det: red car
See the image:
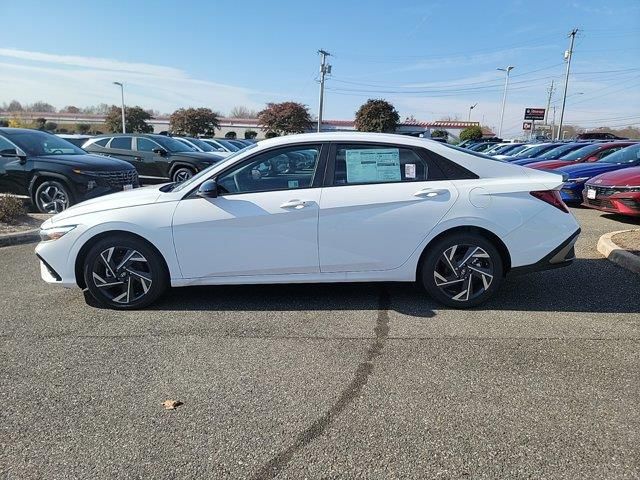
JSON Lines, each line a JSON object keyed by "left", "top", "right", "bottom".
{"left": 527, "top": 142, "right": 636, "bottom": 170}
{"left": 582, "top": 166, "right": 640, "bottom": 217}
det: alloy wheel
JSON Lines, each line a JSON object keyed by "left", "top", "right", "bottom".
{"left": 433, "top": 244, "right": 494, "bottom": 302}
{"left": 174, "top": 169, "right": 193, "bottom": 182}
{"left": 37, "top": 184, "right": 69, "bottom": 213}
{"left": 91, "top": 247, "right": 153, "bottom": 305}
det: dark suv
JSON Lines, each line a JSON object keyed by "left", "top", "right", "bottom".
{"left": 0, "top": 128, "right": 139, "bottom": 213}
{"left": 83, "top": 134, "right": 225, "bottom": 183}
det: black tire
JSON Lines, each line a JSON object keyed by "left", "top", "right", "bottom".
{"left": 171, "top": 166, "right": 195, "bottom": 183}
{"left": 420, "top": 232, "right": 503, "bottom": 308}
{"left": 83, "top": 234, "right": 168, "bottom": 310}
{"left": 34, "top": 179, "right": 73, "bottom": 213}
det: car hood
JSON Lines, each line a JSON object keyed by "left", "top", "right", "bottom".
{"left": 36, "top": 153, "right": 132, "bottom": 169}
{"left": 49, "top": 184, "right": 165, "bottom": 224}
{"left": 556, "top": 162, "right": 624, "bottom": 178}
{"left": 527, "top": 160, "right": 573, "bottom": 170}
{"left": 588, "top": 166, "right": 640, "bottom": 187}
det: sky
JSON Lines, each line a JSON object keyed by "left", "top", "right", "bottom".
{"left": 1, "top": 0, "right": 639, "bottom": 137}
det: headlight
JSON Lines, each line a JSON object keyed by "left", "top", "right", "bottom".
{"left": 39, "top": 225, "right": 77, "bottom": 242}
{"left": 567, "top": 177, "right": 590, "bottom": 183}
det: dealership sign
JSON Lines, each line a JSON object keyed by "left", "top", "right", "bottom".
{"left": 524, "top": 108, "right": 545, "bottom": 120}
{"left": 522, "top": 122, "right": 532, "bottom": 130}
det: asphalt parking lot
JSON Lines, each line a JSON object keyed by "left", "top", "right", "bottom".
{"left": 1, "top": 207, "right": 639, "bottom": 479}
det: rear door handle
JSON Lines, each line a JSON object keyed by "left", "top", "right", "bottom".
{"left": 280, "top": 199, "right": 309, "bottom": 209}
{"left": 414, "top": 188, "right": 449, "bottom": 198}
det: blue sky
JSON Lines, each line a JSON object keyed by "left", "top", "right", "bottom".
{"left": 1, "top": 0, "right": 639, "bottom": 136}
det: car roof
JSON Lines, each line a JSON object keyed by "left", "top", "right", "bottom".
{"left": 0, "top": 127, "right": 51, "bottom": 134}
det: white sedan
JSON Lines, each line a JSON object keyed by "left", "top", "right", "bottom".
{"left": 35, "top": 132, "right": 580, "bottom": 309}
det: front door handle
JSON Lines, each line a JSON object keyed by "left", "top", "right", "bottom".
{"left": 280, "top": 199, "right": 309, "bottom": 209}
{"left": 414, "top": 188, "right": 449, "bottom": 198}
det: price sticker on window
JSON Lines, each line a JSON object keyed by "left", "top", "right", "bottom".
{"left": 405, "top": 163, "right": 416, "bottom": 179}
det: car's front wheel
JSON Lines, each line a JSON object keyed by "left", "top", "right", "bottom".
{"left": 34, "top": 179, "right": 72, "bottom": 213}
{"left": 421, "top": 232, "right": 503, "bottom": 308}
{"left": 172, "top": 167, "right": 195, "bottom": 183}
{"left": 83, "top": 235, "right": 168, "bottom": 309}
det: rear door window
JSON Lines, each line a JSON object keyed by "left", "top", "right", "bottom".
{"left": 109, "top": 137, "right": 133, "bottom": 150}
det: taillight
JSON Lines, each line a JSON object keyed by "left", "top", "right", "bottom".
{"left": 530, "top": 190, "right": 570, "bottom": 213}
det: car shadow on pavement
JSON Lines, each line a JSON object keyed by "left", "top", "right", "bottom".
{"left": 146, "top": 258, "right": 638, "bottom": 316}
{"left": 600, "top": 213, "right": 640, "bottom": 226}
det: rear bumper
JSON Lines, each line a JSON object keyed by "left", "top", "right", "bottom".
{"left": 509, "top": 228, "right": 580, "bottom": 276}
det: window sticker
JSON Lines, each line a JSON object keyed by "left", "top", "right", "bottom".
{"left": 345, "top": 148, "right": 401, "bottom": 183}
{"left": 288, "top": 180, "right": 299, "bottom": 188}
{"left": 405, "top": 163, "right": 416, "bottom": 179}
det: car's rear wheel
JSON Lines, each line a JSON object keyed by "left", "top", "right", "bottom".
{"left": 421, "top": 233, "right": 503, "bottom": 308}
{"left": 83, "top": 235, "right": 168, "bottom": 309}
{"left": 34, "top": 179, "right": 72, "bottom": 213}
{"left": 172, "top": 167, "right": 195, "bottom": 183}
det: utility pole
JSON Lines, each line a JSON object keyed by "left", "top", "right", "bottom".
{"left": 497, "top": 66, "right": 514, "bottom": 138}
{"left": 317, "top": 49, "right": 331, "bottom": 133}
{"left": 557, "top": 28, "right": 578, "bottom": 140}
{"left": 544, "top": 80, "right": 554, "bottom": 124}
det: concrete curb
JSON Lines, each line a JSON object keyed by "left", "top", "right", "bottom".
{"left": 597, "top": 229, "right": 640, "bottom": 275}
{"left": 0, "top": 229, "right": 40, "bottom": 248}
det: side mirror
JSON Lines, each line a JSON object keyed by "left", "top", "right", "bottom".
{"left": 197, "top": 179, "right": 218, "bottom": 198}
{"left": 0, "top": 147, "right": 27, "bottom": 161}
{"left": 152, "top": 148, "right": 167, "bottom": 156}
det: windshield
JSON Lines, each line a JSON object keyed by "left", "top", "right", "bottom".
{"left": 155, "top": 136, "right": 197, "bottom": 153}
{"left": 3, "top": 130, "right": 85, "bottom": 156}
{"left": 187, "top": 138, "right": 216, "bottom": 152}
{"left": 217, "top": 139, "right": 240, "bottom": 151}
{"left": 171, "top": 143, "right": 258, "bottom": 192}
{"left": 538, "top": 143, "right": 580, "bottom": 160}
{"left": 513, "top": 144, "right": 556, "bottom": 158}
{"left": 598, "top": 144, "right": 640, "bottom": 164}
{"left": 500, "top": 144, "right": 528, "bottom": 156}
{"left": 559, "top": 143, "right": 601, "bottom": 161}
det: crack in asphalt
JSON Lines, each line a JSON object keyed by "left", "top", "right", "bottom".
{"left": 251, "top": 287, "right": 391, "bottom": 480}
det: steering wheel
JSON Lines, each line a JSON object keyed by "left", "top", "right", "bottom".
{"left": 51, "top": 149, "right": 64, "bottom": 154}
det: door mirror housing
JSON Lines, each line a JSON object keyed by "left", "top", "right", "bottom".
{"left": 0, "top": 147, "right": 27, "bottom": 161}
{"left": 152, "top": 147, "right": 167, "bottom": 156}
{"left": 197, "top": 179, "right": 218, "bottom": 198}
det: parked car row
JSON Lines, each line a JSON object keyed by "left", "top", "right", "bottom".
{"left": 458, "top": 138, "right": 640, "bottom": 217}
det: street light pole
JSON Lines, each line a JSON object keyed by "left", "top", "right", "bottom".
{"left": 557, "top": 28, "right": 578, "bottom": 140}
{"left": 497, "top": 66, "right": 514, "bottom": 138}
{"left": 113, "top": 82, "right": 126, "bottom": 134}
{"left": 468, "top": 103, "right": 478, "bottom": 121}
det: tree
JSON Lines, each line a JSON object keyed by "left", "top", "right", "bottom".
{"left": 229, "top": 106, "right": 258, "bottom": 118}
{"left": 245, "top": 130, "right": 258, "bottom": 139}
{"left": 7, "top": 100, "right": 23, "bottom": 112}
{"left": 44, "top": 121, "right": 58, "bottom": 131}
{"left": 27, "top": 101, "right": 56, "bottom": 113}
{"left": 354, "top": 99, "right": 399, "bottom": 133}
{"left": 0, "top": 120, "right": 8, "bottom": 127}
{"left": 169, "top": 107, "right": 220, "bottom": 136}
{"left": 257, "top": 102, "right": 312, "bottom": 136}
{"left": 105, "top": 105, "right": 154, "bottom": 133}
{"left": 431, "top": 129, "right": 449, "bottom": 139}
{"left": 76, "top": 123, "right": 91, "bottom": 134}
{"left": 34, "top": 117, "right": 47, "bottom": 130}
{"left": 225, "top": 131, "right": 237, "bottom": 139}
{"left": 62, "top": 105, "right": 80, "bottom": 114}
{"left": 459, "top": 126, "right": 483, "bottom": 141}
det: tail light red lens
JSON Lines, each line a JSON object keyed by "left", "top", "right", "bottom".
{"left": 530, "top": 190, "right": 570, "bottom": 213}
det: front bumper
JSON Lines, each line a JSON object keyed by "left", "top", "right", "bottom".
{"left": 509, "top": 228, "right": 580, "bottom": 276}
{"left": 560, "top": 185, "right": 585, "bottom": 202}
{"left": 582, "top": 191, "right": 640, "bottom": 217}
